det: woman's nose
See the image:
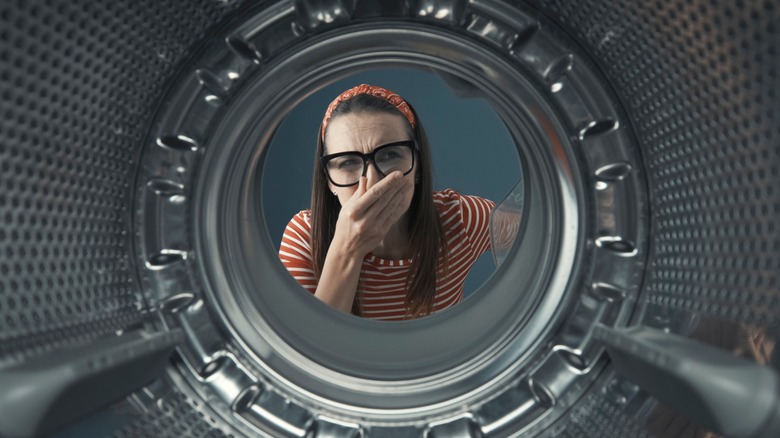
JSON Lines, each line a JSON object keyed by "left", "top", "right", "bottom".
{"left": 363, "top": 160, "right": 382, "bottom": 188}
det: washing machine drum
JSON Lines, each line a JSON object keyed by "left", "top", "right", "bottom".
{"left": 0, "top": 1, "right": 778, "bottom": 437}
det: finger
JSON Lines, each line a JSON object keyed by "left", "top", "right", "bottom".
{"left": 354, "top": 171, "right": 403, "bottom": 211}
{"left": 339, "top": 177, "right": 367, "bottom": 221}
{"left": 376, "top": 178, "right": 413, "bottom": 228}
{"left": 344, "top": 177, "right": 367, "bottom": 213}
{"left": 352, "top": 176, "right": 367, "bottom": 199}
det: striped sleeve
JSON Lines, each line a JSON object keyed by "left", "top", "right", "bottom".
{"left": 459, "top": 193, "right": 496, "bottom": 258}
{"left": 278, "top": 211, "right": 318, "bottom": 293}
{"left": 490, "top": 209, "right": 522, "bottom": 251}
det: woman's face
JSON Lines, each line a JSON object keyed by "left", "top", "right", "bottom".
{"left": 323, "top": 111, "right": 417, "bottom": 211}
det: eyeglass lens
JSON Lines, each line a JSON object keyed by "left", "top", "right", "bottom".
{"left": 325, "top": 145, "right": 413, "bottom": 186}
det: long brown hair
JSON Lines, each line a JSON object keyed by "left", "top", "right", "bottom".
{"left": 310, "top": 93, "right": 446, "bottom": 318}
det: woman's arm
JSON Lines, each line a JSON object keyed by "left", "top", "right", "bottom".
{"left": 313, "top": 172, "right": 412, "bottom": 313}
{"left": 279, "top": 213, "right": 364, "bottom": 313}
{"left": 310, "top": 238, "right": 365, "bottom": 313}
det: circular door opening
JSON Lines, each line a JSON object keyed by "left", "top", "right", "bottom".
{"left": 262, "top": 65, "right": 524, "bottom": 312}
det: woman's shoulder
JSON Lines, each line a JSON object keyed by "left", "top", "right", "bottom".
{"left": 433, "top": 189, "right": 493, "bottom": 208}
{"left": 433, "top": 188, "right": 461, "bottom": 205}
{"left": 287, "top": 210, "right": 312, "bottom": 229}
{"left": 433, "top": 190, "right": 496, "bottom": 226}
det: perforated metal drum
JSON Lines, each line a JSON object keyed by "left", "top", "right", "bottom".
{"left": 0, "top": 1, "right": 778, "bottom": 437}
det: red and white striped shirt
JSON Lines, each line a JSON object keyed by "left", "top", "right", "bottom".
{"left": 279, "top": 189, "right": 495, "bottom": 321}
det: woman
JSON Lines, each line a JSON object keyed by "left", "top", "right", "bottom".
{"left": 279, "top": 84, "right": 495, "bottom": 320}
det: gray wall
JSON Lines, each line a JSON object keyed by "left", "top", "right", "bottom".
{"left": 262, "top": 68, "right": 522, "bottom": 297}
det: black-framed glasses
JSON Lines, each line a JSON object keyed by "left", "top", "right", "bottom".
{"left": 321, "top": 140, "right": 416, "bottom": 187}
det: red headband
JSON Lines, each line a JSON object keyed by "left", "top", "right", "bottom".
{"left": 320, "top": 84, "right": 416, "bottom": 141}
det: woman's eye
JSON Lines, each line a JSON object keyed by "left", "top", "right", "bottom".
{"left": 378, "top": 150, "right": 401, "bottom": 161}
{"left": 336, "top": 158, "right": 361, "bottom": 169}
